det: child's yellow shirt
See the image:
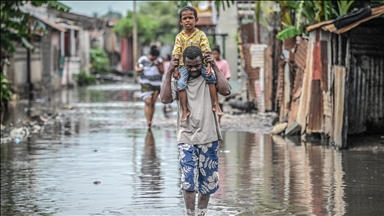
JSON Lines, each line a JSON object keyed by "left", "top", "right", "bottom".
{"left": 172, "top": 28, "right": 211, "bottom": 66}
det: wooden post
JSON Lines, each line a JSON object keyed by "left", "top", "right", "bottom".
{"left": 132, "top": 0, "right": 138, "bottom": 84}
{"left": 338, "top": 35, "right": 342, "bottom": 65}
{"left": 27, "top": 15, "right": 33, "bottom": 102}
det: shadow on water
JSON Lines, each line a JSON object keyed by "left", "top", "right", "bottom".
{"left": 1, "top": 84, "right": 383, "bottom": 215}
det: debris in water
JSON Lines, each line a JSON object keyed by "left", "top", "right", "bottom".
{"left": 93, "top": 181, "right": 101, "bottom": 185}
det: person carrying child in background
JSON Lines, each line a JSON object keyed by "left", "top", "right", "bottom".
{"left": 172, "top": 6, "right": 223, "bottom": 122}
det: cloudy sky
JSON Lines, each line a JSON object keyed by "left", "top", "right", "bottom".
{"left": 60, "top": 1, "right": 138, "bottom": 17}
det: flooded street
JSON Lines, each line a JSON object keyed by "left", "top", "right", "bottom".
{"left": 1, "top": 84, "right": 384, "bottom": 216}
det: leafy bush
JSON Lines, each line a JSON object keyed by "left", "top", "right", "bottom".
{"left": 90, "top": 47, "right": 110, "bottom": 74}
{"left": 73, "top": 71, "right": 96, "bottom": 86}
{"left": 0, "top": 73, "right": 13, "bottom": 102}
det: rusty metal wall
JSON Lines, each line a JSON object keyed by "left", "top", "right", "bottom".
{"left": 348, "top": 56, "right": 384, "bottom": 134}
{"left": 347, "top": 21, "right": 384, "bottom": 134}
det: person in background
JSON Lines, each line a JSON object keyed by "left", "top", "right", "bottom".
{"left": 162, "top": 54, "right": 172, "bottom": 80}
{"left": 212, "top": 46, "right": 231, "bottom": 124}
{"left": 163, "top": 54, "right": 172, "bottom": 114}
{"left": 135, "top": 45, "right": 164, "bottom": 128}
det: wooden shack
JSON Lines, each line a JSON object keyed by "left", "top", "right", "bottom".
{"left": 276, "top": 5, "right": 384, "bottom": 149}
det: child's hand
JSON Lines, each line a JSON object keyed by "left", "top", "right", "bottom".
{"left": 204, "top": 51, "right": 213, "bottom": 63}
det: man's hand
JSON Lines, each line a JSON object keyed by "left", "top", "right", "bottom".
{"left": 170, "top": 55, "right": 180, "bottom": 79}
{"left": 170, "top": 56, "right": 179, "bottom": 70}
{"left": 204, "top": 51, "right": 213, "bottom": 64}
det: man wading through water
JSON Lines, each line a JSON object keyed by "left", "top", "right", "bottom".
{"left": 160, "top": 46, "right": 231, "bottom": 215}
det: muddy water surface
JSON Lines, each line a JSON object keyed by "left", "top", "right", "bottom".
{"left": 1, "top": 84, "right": 383, "bottom": 215}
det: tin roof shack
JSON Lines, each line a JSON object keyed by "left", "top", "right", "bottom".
{"left": 4, "top": 5, "right": 67, "bottom": 99}
{"left": 282, "top": 5, "right": 384, "bottom": 149}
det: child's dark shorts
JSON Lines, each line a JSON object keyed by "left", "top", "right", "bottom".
{"left": 177, "top": 66, "right": 216, "bottom": 91}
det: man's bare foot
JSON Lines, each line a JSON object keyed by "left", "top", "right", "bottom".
{"left": 147, "top": 121, "right": 152, "bottom": 128}
{"left": 212, "top": 104, "right": 224, "bottom": 116}
{"left": 181, "top": 110, "right": 191, "bottom": 122}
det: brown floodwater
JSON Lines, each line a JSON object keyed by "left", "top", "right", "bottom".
{"left": 1, "top": 84, "right": 383, "bottom": 215}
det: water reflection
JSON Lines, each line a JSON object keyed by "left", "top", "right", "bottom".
{"left": 211, "top": 132, "right": 384, "bottom": 215}
{"left": 1, "top": 84, "right": 383, "bottom": 215}
{"left": 139, "top": 129, "right": 163, "bottom": 197}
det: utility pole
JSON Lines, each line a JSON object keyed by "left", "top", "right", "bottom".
{"left": 132, "top": 0, "right": 138, "bottom": 84}
{"left": 27, "top": 15, "right": 33, "bottom": 102}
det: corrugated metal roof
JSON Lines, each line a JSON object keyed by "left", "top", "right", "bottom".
{"left": 58, "top": 22, "right": 81, "bottom": 31}
{"left": 295, "top": 40, "right": 308, "bottom": 70}
{"left": 32, "top": 15, "right": 66, "bottom": 32}
{"left": 306, "top": 5, "right": 384, "bottom": 34}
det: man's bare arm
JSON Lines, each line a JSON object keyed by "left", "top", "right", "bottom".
{"left": 160, "top": 57, "right": 178, "bottom": 104}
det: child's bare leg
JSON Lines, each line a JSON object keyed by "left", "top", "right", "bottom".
{"left": 179, "top": 90, "right": 191, "bottom": 122}
{"left": 209, "top": 84, "right": 223, "bottom": 116}
{"left": 206, "top": 63, "right": 211, "bottom": 77}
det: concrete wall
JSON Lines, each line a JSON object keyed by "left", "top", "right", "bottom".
{"left": 7, "top": 38, "right": 43, "bottom": 98}
{"left": 41, "top": 30, "right": 52, "bottom": 93}
{"left": 12, "top": 41, "right": 43, "bottom": 85}
{"left": 62, "top": 57, "right": 80, "bottom": 86}
{"left": 79, "top": 30, "right": 90, "bottom": 73}
{"left": 216, "top": 4, "right": 241, "bottom": 94}
{"left": 51, "top": 31, "right": 61, "bottom": 91}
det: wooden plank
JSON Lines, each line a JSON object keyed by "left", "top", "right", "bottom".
{"left": 282, "top": 49, "right": 291, "bottom": 122}
{"left": 288, "top": 68, "right": 305, "bottom": 127}
{"left": 287, "top": 99, "right": 300, "bottom": 126}
{"left": 276, "top": 59, "right": 285, "bottom": 109}
{"left": 312, "top": 41, "right": 321, "bottom": 80}
{"left": 307, "top": 80, "right": 323, "bottom": 133}
{"left": 264, "top": 46, "right": 273, "bottom": 111}
{"left": 320, "top": 40, "right": 328, "bottom": 91}
{"left": 333, "top": 66, "right": 346, "bottom": 149}
{"left": 306, "top": 19, "right": 334, "bottom": 32}
{"left": 323, "top": 91, "right": 332, "bottom": 136}
{"left": 297, "top": 31, "right": 315, "bottom": 133}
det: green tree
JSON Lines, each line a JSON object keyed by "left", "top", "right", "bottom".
{"left": 178, "top": 0, "right": 235, "bottom": 11}
{"left": 114, "top": 1, "right": 179, "bottom": 45}
{"left": 90, "top": 42, "right": 110, "bottom": 74}
{"left": 138, "top": 1, "right": 179, "bottom": 44}
{"left": 0, "top": 1, "right": 70, "bottom": 53}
